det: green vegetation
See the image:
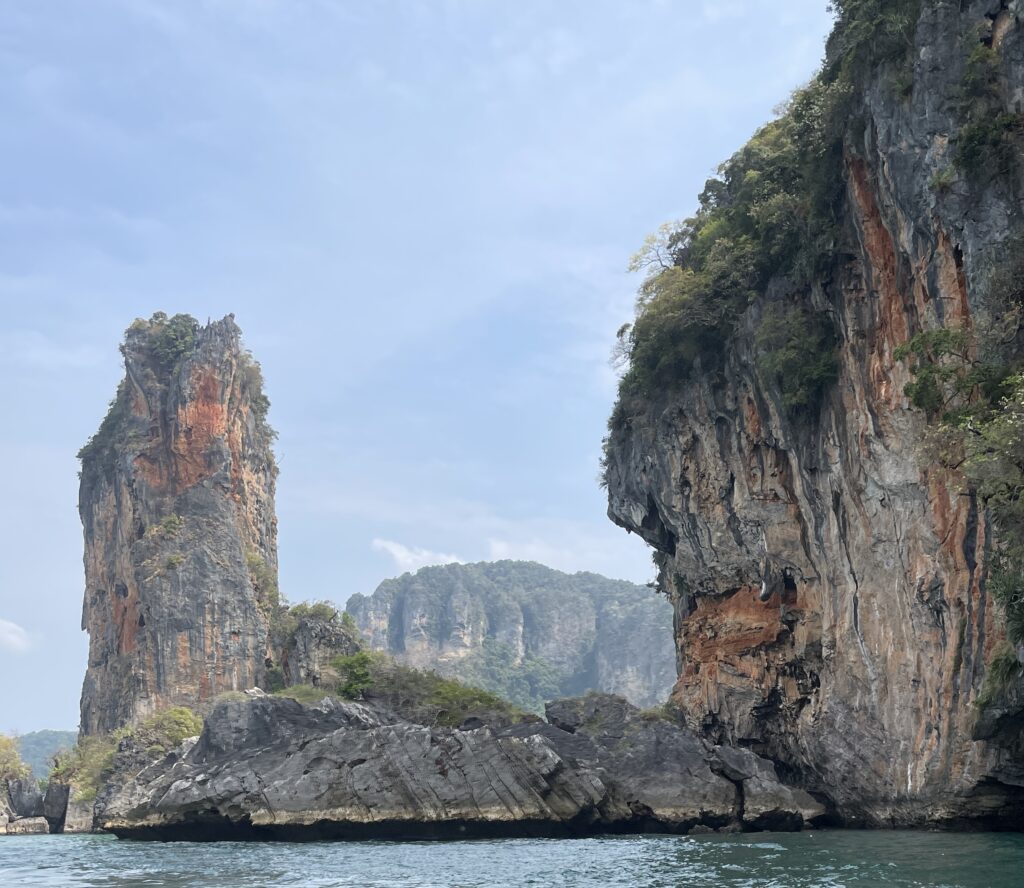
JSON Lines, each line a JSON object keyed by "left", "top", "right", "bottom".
{"left": 346, "top": 560, "right": 675, "bottom": 712}
{"left": 50, "top": 707, "right": 202, "bottom": 802}
{"left": 892, "top": 329, "right": 998, "bottom": 419}
{"left": 755, "top": 304, "right": 839, "bottom": 411}
{"left": 146, "top": 312, "right": 200, "bottom": 371}
{"left": 333, "top": 650, "right": 375, "bottom": 699}
{"left": 77, "top": 379, "right": 132, "bottom": 466}
{"left": 977, "top": 643, "right": 1023, "bottom": 709}
{"left": 239, "top": 352, "right": 272, "bottom": 425}
{"left": 288, "top": 600, "right": 340, "bottom": 623}
{"left": 157, "top": 514, "right": 184, "bottom": 536}
{"left": 246, "top": 550, "right": 280, "bottom": 617}
{"left": 458, "top": 639, "right": 563, "bottom": 714}
{"left": 327, "top": 651, "right": 529, "bottom": 728}
{"left": 48, "top": 736, "right": 114, "bottom": 802}
{"left": 953, "top": 39, "right": 1023, "bottom": 179}
{"left": 930, "top": 166, "right": 956, "bottom": 195}
{"left": 0, "top": 734, "right": 30, "bottom": 782}
{"left": 609, "top": 1, "right": 925, "bottom": 424}
{"left": 894, "top": 279, "right": 1024, "bottom": 702}
{"left": 164, "top": 553, "right": 185, "bottom": 571}
{"left": 14, "top": 730, "right": 77, "bottom": 780}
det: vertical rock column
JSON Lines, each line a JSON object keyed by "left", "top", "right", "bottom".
{"left": 78, "top": 313, "right": 278, "bottom": 736}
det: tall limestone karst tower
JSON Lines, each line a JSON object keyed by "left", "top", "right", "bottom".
{"left": 78, "top": 313, "right": 278, "bottom": 735}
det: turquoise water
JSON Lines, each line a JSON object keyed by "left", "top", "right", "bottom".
{"left": 2, "top": 831, "right": 1023, "bottom": 887}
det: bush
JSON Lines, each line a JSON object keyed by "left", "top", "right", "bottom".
{"left": 333, "top": 650, "right": 375, "bottom": 699}
{"left": 609, "top": 1, "right": 925, "bottom": 421}
{"left": 615, "top": 75, "right": 851, "bottom": 402}
{"left": 952, "top": 33, "right": 1022, "bottom": 179}
{"left": 0, "top": 734, "right": 30, "bottom": 782}
{"left": 49, "top": 736, "right": 117, "bottom": 802}
{"left": 289, "top": 601, "right": 339, "bottom": 623}
{"left": 755, "top": 303, "right": 838, "bottom": 414}
{"left": 50, "top": 706, "right": 202, "bottom": 801}
{"left": 246, "top": 550, "right": 280, "bottom": 616}
{"left": 147, "top": 312, "right": 199, "bottom": 371}
{"left": 323, "top": 650, "right": 529, "bottom": 728}
{"left": 77, "top": 380, "right": 131, "bottom": 465}
{"left": 977, "top": 643, "right": 1023, "bottom": 709}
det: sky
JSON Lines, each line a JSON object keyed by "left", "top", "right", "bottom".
{"left": 0, "top": 0, "right": 834, "bottom": 733}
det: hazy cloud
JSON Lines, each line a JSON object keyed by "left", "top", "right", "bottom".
{"left": 372, "top": 539, "right": 464, "bottom": 573}
{"left": 0, "top": 619, "right": 32, "bottom": 653}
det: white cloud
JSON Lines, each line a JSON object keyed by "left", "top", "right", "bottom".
{"left": 0, "top": 619, "right": 32, "bottom": 653}
{"left": 372, "top": 538, "right": 464, "bottom": 573}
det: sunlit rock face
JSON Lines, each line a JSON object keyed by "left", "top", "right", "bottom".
{"left": 605, "top": 3, "right": 1024, "bottom": 827}
{"left": 78, "top": 313, "right": 278, "bottom": 736}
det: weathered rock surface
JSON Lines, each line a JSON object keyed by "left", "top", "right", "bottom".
{"left": 5, "top": 817, "right": 49, "bottom": 836}
{"left": 7, "top": 778, "right": 43, "bottom": 819}
{"left": 100, "top": 693, "right": 821, "bottom": 840}
{"left": 42, "top": 782, "right": 70, "bottom": 833}
{"left": 347, "top": 561, "right": 676, "bottom": 710}
{"left": 78, "top": 313, "right": 278, "bottom": 735}
{"left": 604, "top": 2, "right": 1024, "bottom": 827}
{"left": 63, "top": 798, "right": 96, "bottom": 834}
{"left": 283, "top": 615, "right": 362, "bottom": 687}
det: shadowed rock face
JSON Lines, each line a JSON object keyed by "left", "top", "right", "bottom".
{"left": 99, "top": 693, "right": 823, "bottom": 841}
{"left": 604, "top": 3, "right": 1024, "bottom": 827}
{"left": 78, "top": 314, "right": 278, "bottom": 736}
{"left": 346, "top": 561, "right": 676, "bottom": 710}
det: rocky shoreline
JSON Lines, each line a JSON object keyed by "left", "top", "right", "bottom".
{"left": 97, "top": 691, "right": 823, "bottom": 841}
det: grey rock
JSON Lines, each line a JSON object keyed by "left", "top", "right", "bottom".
{"left": 78, "top": 314, "right": 278, "bottom": 735}
{"left": 63, "top": 799, "right": 96, "bottom": 834}
{"left": 6, "top": 817, "right": 49, "bottom": 835}
{"left": 7, "top": 778, "right": 43, "bottom": 818}
{"left": 283, "top": 616, "right": 361, "bottom": 687}
{"left": 603, "top": 2, "right": 1024, "bottom": 828}
{"left": 100, "top": 692, "right": 820, "bottom": 840}
{"left": 42, "top": 782, "right": 70, "bottom": 833}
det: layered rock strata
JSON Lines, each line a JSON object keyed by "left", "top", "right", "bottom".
{"left": 605, "top": 2, "right": 1024, "bottom": 826}
{"left": 100, "top": 692, "right": 822, "bottom": 840}
{"left": 78, "top": 313, "right": 278, "bottom": 735}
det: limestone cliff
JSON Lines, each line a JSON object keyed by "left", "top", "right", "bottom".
{"left": 346, "top": 561, "right": 676, "bottom": 710}
{"left": 605, "top": 2, "right": 1024, "bottom": 826}
{"left": 78, "top": 313, "right": 278, "bottom": 735}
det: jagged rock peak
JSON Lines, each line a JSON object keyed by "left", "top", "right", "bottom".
{"left": 78, "top": 312, "right": 278, "bottom": 736}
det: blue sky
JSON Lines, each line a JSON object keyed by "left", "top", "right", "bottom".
{"left": 0, "top": 0, "right": 833, "bottom": 733}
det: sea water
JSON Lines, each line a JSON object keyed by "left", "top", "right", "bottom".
{"left": 2, "top": 830, "right": 1023, "bottom": 887}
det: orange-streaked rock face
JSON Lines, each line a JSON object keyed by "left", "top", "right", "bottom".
{"left": 78, "top": 314, "right": 278, "bottom": 735}
{"left": 605, "top": 4, "right": 1024, "bottom": 826}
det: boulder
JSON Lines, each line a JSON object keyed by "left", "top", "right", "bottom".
{"left": 63, "top": 798, "right": 96, "bottom": 834}
{"left": 7, "top": 778, "right": 44, "bottom": 818}
{"left": 711, "top": 745, "right": 826, "bottom": 829}
{"left": 43, "top": 782, "right": 71, "bottom": 833}
{"left": 6, "top": 816, "right": 49, "bottom": 835}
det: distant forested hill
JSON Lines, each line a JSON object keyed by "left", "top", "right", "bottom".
{"left": 346, "top": 560, "right": 675, "bottom": 711}
{"left": 17, "top": 730, "right": 77, "bottom": 779}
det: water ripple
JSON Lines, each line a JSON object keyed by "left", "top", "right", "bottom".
{"left": 0, "top": 831, "right": 1022, "bottom": 887}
